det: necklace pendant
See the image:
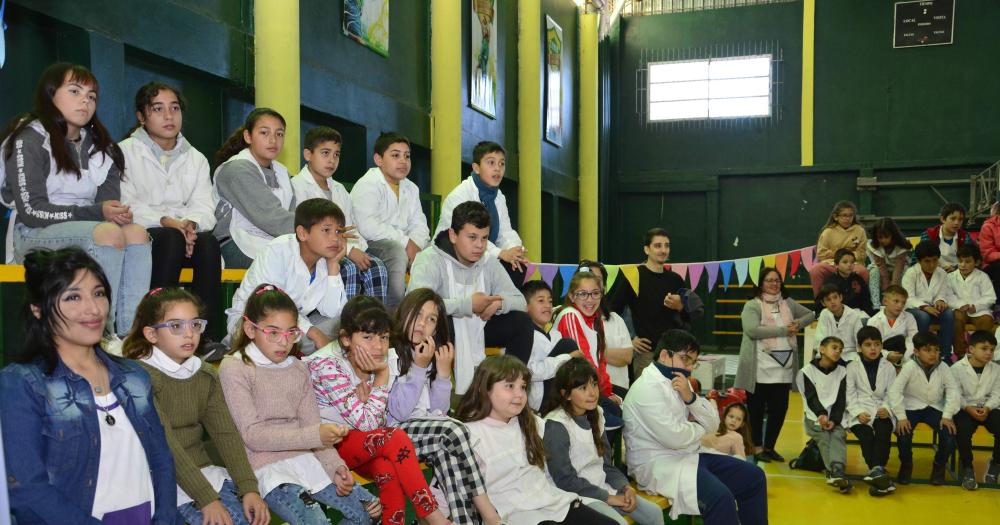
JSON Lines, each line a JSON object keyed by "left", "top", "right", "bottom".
{"left": 94, "top": 386, "right": 104, "bottom": 394}
{"left": 105, "top": 413, "right": 116, "bottom": 426}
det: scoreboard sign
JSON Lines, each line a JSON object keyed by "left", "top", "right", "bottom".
{"left": 893, "top": 0, "right": 955, "bottom": 48}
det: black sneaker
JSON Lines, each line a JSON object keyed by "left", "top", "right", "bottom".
{"left": 829, "top": 464, "right": 851, "bottom": 492}
{"left": 868, "top": 480, "right": 895, "bottom": 497}
{"left": 985, "top": 458, "right": 999, "bottom": 484}
{"left": 930, "top": 463, "right": 947, "bottom": 486}
{"left": 961, "top": 466, "right": 978, "bottom": 491}
{"left": 760, "top": 449, "right": 786, "bottom": 463}
{"left": 897, "top": 462, "right": 913, "bottom": 485}
{"left": 863, "top": 466, "right": 891, "bottom": 491}
{"left": 756, "top": 452, "right": 771, "bottom": 464}
{"left": 199, "top": 338, "right": 229, "bottom": 363}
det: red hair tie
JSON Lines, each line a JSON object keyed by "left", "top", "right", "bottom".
{"left": 255, "top": 284, "right": 285, "bottom": 295}
{"left": 148, "top": 288, "right": 163, "bottom": 296}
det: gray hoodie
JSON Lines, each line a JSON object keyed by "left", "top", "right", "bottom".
{"left": 407, "top": 231, "right": 527, "bottom": 317}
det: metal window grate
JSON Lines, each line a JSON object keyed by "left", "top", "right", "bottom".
{"left": 622, "top": 0, "right": 798, "bottom": 17}
{"left": 636, "top": 42, "right": 784, "bottom": 130}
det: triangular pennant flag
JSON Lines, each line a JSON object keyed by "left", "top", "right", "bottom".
{"left": 801, "top": 246, "right": 816, "bottom": 272}
{"left": 734, "top": 259, "right": 749, "bottom": 286}
{"left": 558, "top": 265, "right": 577, "bottom": 297}
{"left": 687, "top": 263, "right": 704, "bottom": 290}
{"left": 763, "top": 254, "right": 776, "bottom": 269}
{"left": 522, "top": 263, "right": 538, "bottom": 285}
{"left": 621, "top": 265, "right": 640, "bottom": 294}
{"left": 748, "top": 257, "right": 763, "bottom": 285}
{"left": 605, "top": 264, "right": 621, "bottom": 291}
{"left": 704, "top": 262, "right": 720, "bottom": 291}
{"left": 774, "top": 252, "right": 788, "bottom": 280}
{"left": 670, "top": 263, "right": 688, "bottom": 282}
{"left": 719, "top": 261, "right": 734, "bottom": 290}
{"left": 789, "top": 249, "right": 802, "bottom": 276}
{"left": 539, "top": 264, "right": 559, "bottom": 288}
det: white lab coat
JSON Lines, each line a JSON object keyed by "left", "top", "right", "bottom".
{"left": 225, "top": 233, "right": 346, "bottom": 336}
{"left": 433, "top": 176, "right": 523, "bottom": 259}
{"left": 623, "top": 364, "right": 719, "bottom": 519}
{"left": 845, "top": 356, "right": 897, "bottom": 428}
{"left": 349, "top": 167, "right": 429, "bottom": 249}
{"left": 290, "top": 166, "right": 367, "bottom": 252}
{"left": 951, "top": 357, "right": 1000, "bottom": 409}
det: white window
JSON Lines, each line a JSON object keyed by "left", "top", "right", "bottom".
{"left": 648, "top": 55, "right": 772, "bottom": 121}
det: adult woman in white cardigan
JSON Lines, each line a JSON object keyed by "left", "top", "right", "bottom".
{"left": 623, "top": 330, "right": 767, "bottom": 525}
{"left": 734, "top": 267, "right": 815, "bottom": 463}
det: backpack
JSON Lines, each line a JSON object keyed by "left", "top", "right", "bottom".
{"left": 788, "top": 439, "right": 825, "bottom": 472}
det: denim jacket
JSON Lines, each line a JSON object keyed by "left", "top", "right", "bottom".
{"left": 0, "top": 347, "right": 177, "bottom": 524}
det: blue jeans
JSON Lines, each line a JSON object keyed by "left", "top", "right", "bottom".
{"left": 263, "top": 482, "right": 374, "bottom": 525}
{"left": 178, "top": 480, "right": 248, "bottom": 525}
{"left": 14, "top": 221, "right": 152, "bottom": 336}
{"left": 907, "top": 307, "right": 955, "bottom": 359}
{"left": 896, "top": 406, "right": 956, "bottom": 466}
{"left": 696, "top": 453, "right": 768, "bottom": 525}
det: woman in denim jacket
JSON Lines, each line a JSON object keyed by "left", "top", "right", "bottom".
{"left": 0, "top": 247, "right": 176, "bottom": 524}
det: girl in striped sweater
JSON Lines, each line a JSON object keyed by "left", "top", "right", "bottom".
{"left": 308, "top": 296, "right": 453, "bottom": 525}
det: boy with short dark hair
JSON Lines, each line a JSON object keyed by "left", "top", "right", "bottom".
{"left": 951, "top": 330, "right": 1000, "bottom": 489}
{"left": 407, "top": 201, "right": 533, "bottom": 394}
{"left": 866, "top": 284, "right": 918, "bottom": 364}
{"left": 434, "top": 141, "right": 529, "bottom": 284}
{"left": 521, "top": 280, "right": 581, "bottom": 409}
{"left": 821, "top": 248, "right": 873, "bottom": 314}
{"left": 349, "top": 132, "right": 430, "bottom": 308}
{"left": 903, "top": 240, "right": 956, "bottom": 360}
{"left": 800, "top": 336, "right": 852, "bottom": 493}
{"left": 888, "top": 331, "right": 960, "bottom": 485}
{"left": 947, "top": 244, "right": 996, "bottom": 359}
{"left": 846, "top": 326, "right": 897, "bottom": 496}
{"left": 815, "top": 283, "right": 869, "bottom": 361}
{"left": 915, "top": 202, "right": 974, "bottom": 272}
{"left": 226, "top": 198, "right": 349, "bottom": 354}
{"left": 292, "top": 126, "right": 389, "bottom": 304}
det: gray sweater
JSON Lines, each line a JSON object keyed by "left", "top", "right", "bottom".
{"left": 2, "top": 124, "right": 119, "bottom": 228}
{"left": 212, "top": 158, "right": 295, "bottom": 241}
{"left": 406, "top": 231, "right": 526, "bottom": 316}
{"left": 543, "top": 414, "right": 628, "bottom": 501}
{"left": 733, "top": 297, "right": 815, "bottom": 393}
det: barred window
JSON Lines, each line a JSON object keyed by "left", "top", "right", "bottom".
{"left": 647, "top": 55, "right": 772, "bottom": 121}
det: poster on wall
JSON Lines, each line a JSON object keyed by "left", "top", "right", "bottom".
{"left": 344, "top": 0, "right": 389, "bottom": 57}
{"left": 470, "top": 0, "right": 498, "bottom": 118}
{"left": 1, "top": 0, "right": 7, "bottom": 69}
{"left": 544, "top": 15, "right": 563, "bottom": 146}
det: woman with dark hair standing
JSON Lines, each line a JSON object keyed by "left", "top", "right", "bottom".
{"left": 734, "top": 267, "right": 815, "bottom": 463}
{"left": 0, "top": 62, "right": 152, "bottom": 336}
{"left": 0, "top": 247, "right": 176, "bottom": 524}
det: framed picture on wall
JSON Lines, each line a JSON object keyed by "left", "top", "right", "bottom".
{"left": 544, "top": 15, "right": 563, "bottom": 146}
{"left": 470, "top": 0, "right": 498, "bottom": 118}
{"left": 343, "top": 0, "right": 389, "bottom": 57}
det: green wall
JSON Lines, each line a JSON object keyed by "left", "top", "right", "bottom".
{"left": 606, "top": 0, "right": 1000, "bottom": 346}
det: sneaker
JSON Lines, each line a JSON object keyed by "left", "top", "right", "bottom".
{"left": 930, "top": 463, "right": 947, "bottom": 486}
{"left": 868, "top": 481, "right": 895, "bottom": 497}
{"left": 897, "top": 462, "right": 913, "bottom": 485}
{"left": 985, "top": 458, "right": 1000, "bottom": 484}
{"left": 863, "top": 466, "right": 891, "bottom": 491}
{"left": 756, "top": 452, "right": 771, "bottom": 464}
{"left": 961, "top": 466, "right": 978, "bottom": 491}
{"left": 760, "top": 449, "right": 785, "bottom": 463}
{"left": 829, "top": 464, "right": 851, "bottom": 492}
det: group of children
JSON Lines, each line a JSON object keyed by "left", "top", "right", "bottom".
{"left": 804, "top": 327, "right": 999, "bottom": 495}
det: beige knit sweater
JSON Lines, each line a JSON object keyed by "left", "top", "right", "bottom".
{"left": 218, "top": 355, "right": 346, "bottom": 478}
{"left": 816, "top": 224, "right": 868, "bottom": 264}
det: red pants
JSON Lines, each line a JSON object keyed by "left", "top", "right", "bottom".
{"left": 336, "top": 427, "right": 438, "bottom": 525}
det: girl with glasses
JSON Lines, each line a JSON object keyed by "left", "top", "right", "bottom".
{"left": 219, "top": 284, "right": 378, "bottom": 525}
{"left": 123, "top": 287, "right": 269, "bottom": 525}
{"left": 809, "top": 200, "right": 870, "bottom": 296}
